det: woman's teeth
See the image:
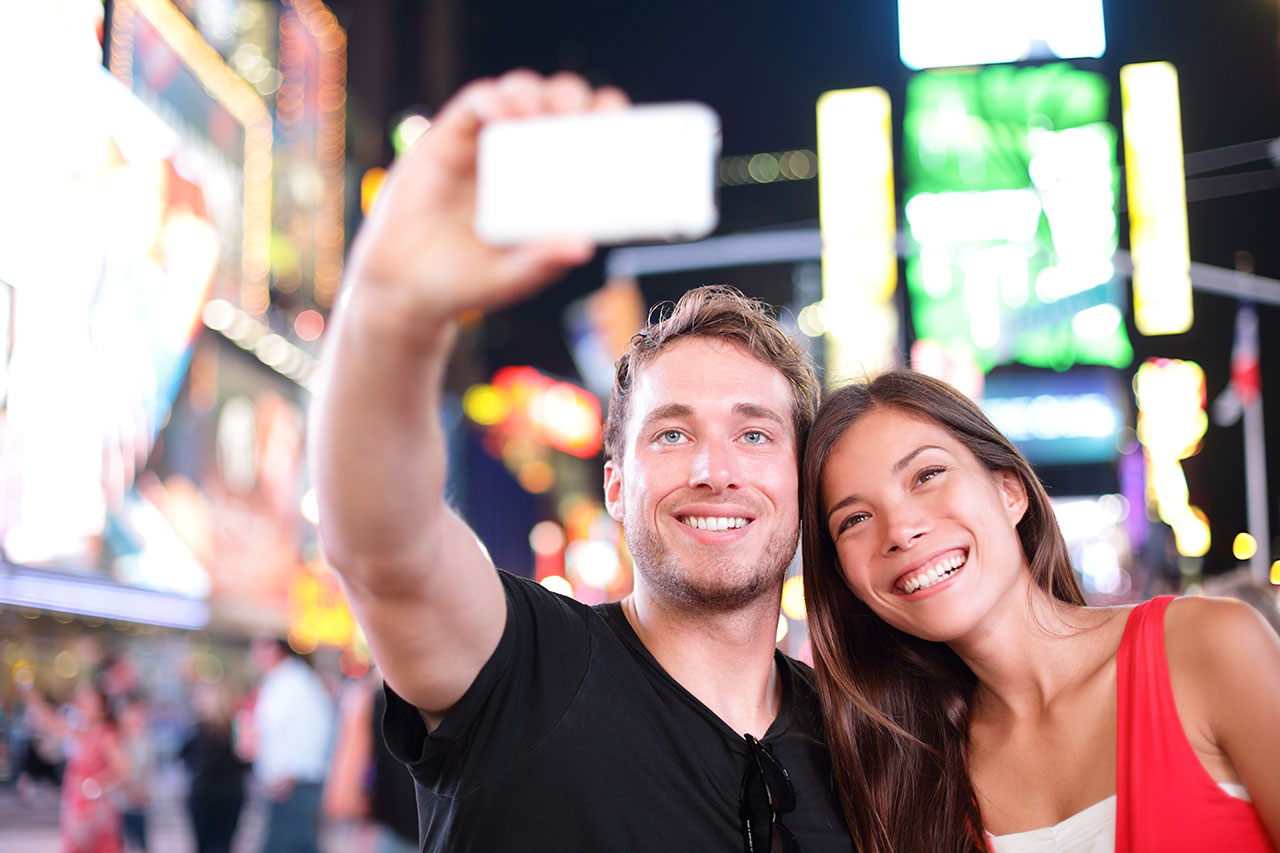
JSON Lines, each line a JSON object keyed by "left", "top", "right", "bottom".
{"left": 901, "top": 554, "right": 966, "bottom": 594}
{"left": 679, "top": 516, "right": 748, "bottom": 531}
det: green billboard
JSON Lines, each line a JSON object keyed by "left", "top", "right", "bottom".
{"left": 903, "top": 63, "right": 1132, "bottom": 371}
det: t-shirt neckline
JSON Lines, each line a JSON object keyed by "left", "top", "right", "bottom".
{"left": 594, "top": 599, "right": 796, "bottom": 742}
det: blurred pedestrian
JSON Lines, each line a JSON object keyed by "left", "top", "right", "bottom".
{"left": 322, "top": 668, "right": 416, "bottom": 853}
{"left": 116, "top": 693, "right": 153, "bottom": 853}
{"left": 11, "top": 689, "right": 64, "bottom": 803}
{"left": 20, "top": 675, "right": 130, "bottom": 853}
{"left": 245, "top": 635, "right": 334, "bottom": 853}
{"left": 180, "top": 682, "right": 250, "bottom": 853}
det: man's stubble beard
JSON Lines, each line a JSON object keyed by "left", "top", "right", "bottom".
{"left": 623, "top": 513, "right": 799, "bottom": 612}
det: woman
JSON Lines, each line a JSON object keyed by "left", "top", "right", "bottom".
{"left": 20, "top": 676, "right": 130, "bottom": 853}
{"left": 800, "top": 370, "right": 1280, "bottom": 852}
{"left": 180, "top": 682, "right": 250, "bottom": 853}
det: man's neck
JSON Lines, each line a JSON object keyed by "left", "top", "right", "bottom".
{"left": 620, "top": 585, "right": 783, "bottom": 737}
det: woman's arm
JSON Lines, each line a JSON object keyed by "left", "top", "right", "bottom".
{"left": 17, "top": 683, "right": 74, "bottom": 740}
{"left": 1168, "top": 595, "right": 1280, "bottom": 844}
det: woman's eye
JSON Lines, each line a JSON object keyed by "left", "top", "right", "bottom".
{"left": 918, "top": 466, "right": 944, "bottom": 484}
{"left": 742, "top": 430, "right": 766, "bottom": 445}
{"left": 837, "top": 513, "right": 868, "bottom": 534}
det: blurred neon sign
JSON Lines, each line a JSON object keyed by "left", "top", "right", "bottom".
{"left": 898, "top": 0, "right": 1106, "bottom": 70}
{"left": 1134, "top": 358, "right": 1210, "bottom": 557}
{"left": 816, "top": 86, "right": 898, "bottom": 384}
{"left": 904, "top": 63, "right": 1131, "bottom": 372}
{"left": 464, "top": 366, "right": 603, "bottom": 459}
{"left": 1121, "top": 62, "right": 1192, "bottom": 336}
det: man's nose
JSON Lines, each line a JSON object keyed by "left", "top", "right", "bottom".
{"left": 689, "top": 439, "right": 741, "bottom": 492}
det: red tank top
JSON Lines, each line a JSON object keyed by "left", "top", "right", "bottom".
{"left": 1115, "top": 595, "right": 1274, "bottom": 852}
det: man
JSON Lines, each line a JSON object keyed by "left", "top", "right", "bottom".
{"left": 246, "top": 636, "right": 335, "bottom": 853}
{"left": 311, "top": 70, "right": 853, "bottom": 851}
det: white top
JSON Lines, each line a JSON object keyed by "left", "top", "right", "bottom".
{"left": 987, "top": 783, "right": 1250, "bottom": 853}
{"left": 253, "top": 656, "right": 336, "bottom": 786}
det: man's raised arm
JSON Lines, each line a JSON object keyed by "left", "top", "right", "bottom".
{"left": 310, "top": 71, "right": 626, "bottom": 721}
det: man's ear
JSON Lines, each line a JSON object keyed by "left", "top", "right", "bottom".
{"left": 603, "top": 459, "right": 624, "bottom": 522}
{"left": 996, "top": 468, "right": 1029, "bottom": 526}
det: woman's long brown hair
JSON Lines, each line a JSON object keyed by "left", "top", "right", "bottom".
{"left": 800, "top": 370, "right": 1085, "bottom": 853}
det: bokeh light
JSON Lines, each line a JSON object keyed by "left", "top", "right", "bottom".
{"left": 540, "top": 575, "right": 573, "bottom": 597}
{"left": 529, "top": 520, "right": 566, "bottom": 556}
{"left": 781, "top": 576, "right": 806, "bottom": 621}
{"left": 1232, "top": 532, "right": 1258, "bottom": 561}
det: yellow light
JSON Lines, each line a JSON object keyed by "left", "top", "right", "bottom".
{"left": 462, "top": 384, "right": 510, "bottom": 426}
{"left": 1270, "top": 561, "right": 1280, "bottom": 586}
{"left": 288, "top": 624, "right": 319, "bottom": 655}
{"left": 1172, "top": 505, "right": 1211, "bottom": 558}
{"left": 540, "top": 575, "right": 573, "bottom": 597}
{"left": 817, "top": 87, "right": 898, "bottom": 385}
{"left": 1233, "top": 532, "right": 1258, "bottom": 561}
{"left": 361, "top": 167, "right": 388, "bottom": 215}
{"left": 781, "top": 576, "right": 806, "bottom": 621}
{"left": 53, "top": 651, "right": 79, "bottom": 680}
{"left": 12, "top": 661, "right": 34, "bottom": 688}
{"left": 776, "top": 614, "right": 790, "bottom": 643}
{"left": 1121, "top": 62, "right": 1192, "bottom": 336}
{"left": 1135, "top": 358, "right": 1210, "bottom": 558}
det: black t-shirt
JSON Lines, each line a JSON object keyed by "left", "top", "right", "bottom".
{"left": 382, "top": 571, "right": 854, "bottom": 852}
{"left": 371, "top": 688, "right": 419, "bottom": 843}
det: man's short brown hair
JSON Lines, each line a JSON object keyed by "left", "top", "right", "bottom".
{"left": 602, "top": 285, "right": 819, "bottom": 462}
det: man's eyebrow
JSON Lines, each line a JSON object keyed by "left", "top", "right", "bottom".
{"left": 639, "top": 403, "right": 696, "bottom": 431}
{"left": 733, "top": 402, "right": 787, "bottom": 426}
{"left": 825, "top": 445, "right": 945, "bottom": 523}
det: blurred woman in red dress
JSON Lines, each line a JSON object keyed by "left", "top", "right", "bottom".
{"left": 21, "top": 675, "right": 130, "bottom": 853}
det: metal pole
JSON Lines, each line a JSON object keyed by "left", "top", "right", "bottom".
{"left": 1244, "top": 393, "right": 1270, "bottom": 582}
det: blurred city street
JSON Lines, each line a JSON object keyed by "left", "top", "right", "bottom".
{"left": 0, "top": 761, "right": 352, "bottom": 852}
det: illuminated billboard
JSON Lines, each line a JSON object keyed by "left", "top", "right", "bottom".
{"left": 109, "top": 0, "right": 273, "bottom": 315}
{"left": 903, "top": 63, "right": 1132, "bottom": 372}
{"left": 898, "top": 0, "right": 1106, "bottom": 70}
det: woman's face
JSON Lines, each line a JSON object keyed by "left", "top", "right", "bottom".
{"left": 74, "top": 684, "right": 105, "bottom": 724}
{"left": 819, "top": 406, "right": 1030, "bottom": 645}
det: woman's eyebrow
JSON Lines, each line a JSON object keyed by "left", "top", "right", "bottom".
{"left": 825, "top": 445, "right": 946, "bottom": 523}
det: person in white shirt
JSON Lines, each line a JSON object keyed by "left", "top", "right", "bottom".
{"left": 246, "top": 636, "right": 335, "bottom": 853}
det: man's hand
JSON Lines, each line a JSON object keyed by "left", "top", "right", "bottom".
{"left": 312, "top": 70, "right": 630, "bottom": 721}
{"left": 344, "top": 70, "right": 629, "bottom": 339}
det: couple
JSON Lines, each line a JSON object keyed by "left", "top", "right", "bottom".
{"left": 311, "top": 71, "right": 1280, "bottom": 851}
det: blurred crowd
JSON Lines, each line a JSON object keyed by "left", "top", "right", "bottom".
{"left": 0, "top": 638, "right": 416, "bottom": 853}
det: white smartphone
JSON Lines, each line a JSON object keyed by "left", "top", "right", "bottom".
{"left": 474, "top": 102, "right": 721, "bottom": 246}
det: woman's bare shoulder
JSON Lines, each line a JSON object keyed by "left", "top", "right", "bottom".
{"left": 1164, "top": 594, "right": 1280, "bottom": 712}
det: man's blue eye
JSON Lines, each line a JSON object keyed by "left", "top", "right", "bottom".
{"left": 743, "top": 431, "right": 765, "bottom": 444}
{"left": 660, "top": 430, "right": 683, "bottom": 443}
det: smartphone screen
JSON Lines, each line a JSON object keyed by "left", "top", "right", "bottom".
{"left": 474, "top": 102, "right": 721, "bottom": 246}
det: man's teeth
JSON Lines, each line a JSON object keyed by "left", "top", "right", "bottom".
{"left": 901, "top": 554, "right": 966, "bottom": 594}
{"left": 679, "top": 516, "right": 748, "bottom": 531}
